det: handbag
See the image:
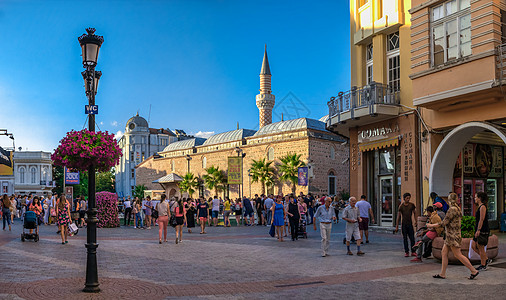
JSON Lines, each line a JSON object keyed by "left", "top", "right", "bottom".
{"left": 50, "top": 208, "right": 56, "bottom": 217}
{"left": 152, "top": 209, "right": 159, "bottom": 219}
{"left": 68, "top": 223, "right": 79, "bottom": 236}
{"left": 269, "top": 225, "right": 275, "bottom": 237}
{"left": 170, "top": 215, "right": 177, "bottom": 227}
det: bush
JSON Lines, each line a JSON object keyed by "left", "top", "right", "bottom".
{"left": 96, "top": 191, "right": 120, "bottom": 228}
{"left": 461, "top": 215, "right": 476, "bottom": 238}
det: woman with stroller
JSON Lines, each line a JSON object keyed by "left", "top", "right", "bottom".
{"left": 56, "top": 195, "right": 71, "bottom": 244}
{"left": 1, "top": 194, "right": 12, "bottom": 231}
{"left": 29, "top": 196, "right": 43, "bottom": 234}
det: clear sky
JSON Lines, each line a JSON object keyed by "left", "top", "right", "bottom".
{"left": 0, "top": 0, "right": 350, "bottom": 152}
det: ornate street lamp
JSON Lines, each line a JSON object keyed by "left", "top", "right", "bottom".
{"left": 78, "top": 27, "right": 103, "bottom": 293}
{"left": 185, "top": 154, "right": 192, "bottom": 173}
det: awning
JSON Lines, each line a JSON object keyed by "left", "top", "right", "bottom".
{"left": 152, "top": 173, "right": 183, "bottom": 184}
{"left": 359, "top": 136, "right": 400, "bottom": 152}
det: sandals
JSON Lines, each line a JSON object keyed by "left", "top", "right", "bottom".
{"left": 433, "top": 274, "right": 446, "bottom": 279}
{"left": 469, "top": 272, "right": 479, "bottom": 280}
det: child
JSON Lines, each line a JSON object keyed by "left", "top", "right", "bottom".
{"left": 342, "top": 197, "right": 364, "bottom": 256}
{"left": 411, "top": 206, "right": 441, "bottom": 262}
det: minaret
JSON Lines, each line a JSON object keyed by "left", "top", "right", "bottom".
{"left": 256, "top": 45, "right": 275, "bottom": 128}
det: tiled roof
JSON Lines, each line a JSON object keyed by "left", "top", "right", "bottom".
{"left": 202, "top": 129, "right": 256, "bottom": 146}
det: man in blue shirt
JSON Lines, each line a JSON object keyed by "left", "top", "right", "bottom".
{"left": 313, "top": 197, "right": 337, "bottom": 257}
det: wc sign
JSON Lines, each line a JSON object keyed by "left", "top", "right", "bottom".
{"left": 64, "top": 167, "right": 80, "bottom": 185}
{"left": 85, "top": 105, "right": 98, "bottom": 115}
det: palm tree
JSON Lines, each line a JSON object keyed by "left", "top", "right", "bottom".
{"left": 203, "top": 166, "right": 226, "bottom": 197}
{"left": 178, "top": 172, "right": 199, "bottom": 198}
{"left": 249, "top": 158, "right": 275, "bottom": 195}
{"left": 278, "top": 153, "right": 305, "bottom": 195}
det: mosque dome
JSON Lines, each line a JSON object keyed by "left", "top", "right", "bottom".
{"left": 126, "top": 113, "right": 149, "bottom": 132}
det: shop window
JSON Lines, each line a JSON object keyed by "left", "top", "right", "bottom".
{"left": 431, "top": 0, "right": 471, "bottom": 67}
{"left": 379, "top": 149, "right": 395, "bottom": 174}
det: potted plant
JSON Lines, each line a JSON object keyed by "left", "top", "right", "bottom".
{"left": 51, "top": 129, "right": 122, "bottom": 173}
{"left": 432, "top": 215, "right": 499, "bottom": 263}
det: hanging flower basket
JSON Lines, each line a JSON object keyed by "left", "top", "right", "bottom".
{"left": 51, "top": 129, "right": 122, "bottom": 173}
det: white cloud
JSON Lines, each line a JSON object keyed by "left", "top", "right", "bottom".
{"left": 111, "top": 121, "right": 118, "bottom": 127}
{"left": 99, "top": 121, "right": 104, "bottom": 125}
{"left": 114, "top": 130, "right": 124, "bottom": 140}
{"left": 194, "top": 131, "right": 215, "bottom": 139}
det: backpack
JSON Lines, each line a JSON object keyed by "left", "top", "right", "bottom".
{"left": 435, "top": 197, "right": 449, "bottom": 213}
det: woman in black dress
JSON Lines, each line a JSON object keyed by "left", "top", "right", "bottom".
{"left": 186, "top": 200, "right": 196, "bottom": 233}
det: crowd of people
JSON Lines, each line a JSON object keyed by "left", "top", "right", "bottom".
{"left": 1, "top": 189, "right": 494, "bottom": 281}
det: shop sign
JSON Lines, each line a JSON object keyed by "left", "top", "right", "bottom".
{"left": 358, "top": 123, "right": 399, "bottom": 143}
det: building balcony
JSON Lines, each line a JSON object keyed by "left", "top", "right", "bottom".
{"left": 326, "top": 82, "right": 401, "bottom": 137}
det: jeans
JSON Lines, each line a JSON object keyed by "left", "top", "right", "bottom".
{"left": 124, "top": 207, "right": 132, "bottom": 226}
{"left": 416, "top": 234, "right": 432, "bottom": 258}
{"left": 266, "top": 209, "right": 273, "bottom": 224}
{"left": 402, "top": 224, "right": 415, "bottom": 253}
{"left": 2, "top": 208, "right": 11, "bottom": 229}
{"left": 289, "top": 217, "right": 299, "bottom": 239}
{"left": 135, "top": 212, "right": 142, "bottom": 227}
{"left": 308, "top": 207, "right": 314, "bottom": 224}
{"left": 319, "top": 222, "right": 332, "bottom": 255}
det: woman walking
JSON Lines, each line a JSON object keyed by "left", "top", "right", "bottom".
{"left": 428, "top": 193, "right": 479, "bottom": 279}
{"left": 223, "top": 197, "right": 232, "bottom": 227}
{"left": 271, "top": 195, "right": 286, "bottom": 241}
{"left": 10, "top": 196, "right": 16, "bottom": 225}
{"left": 234, "top": 199, "right": 242, "bottom": 226}
{"left": 287, "top": 195, "right": 300, "bottom": 241}
{"left": 173, "top": 199, "right": 186, "bottom": 244}
{"left": 156, "top": 194, "right": 170, "bottom": 244}
{"left": 471, "top": 192, "right": 491, "bottom": 271}
{"left": 56, "top": 195, "right": 71, "bottom": 244}
{"left": 186, "top": 200, "right": 196, "bottom": 233}
{"left": 134, "top": 199, "right": 143, "bottom": 229}
{"left": 29, "top": 196, "right": 43, "bottom": 234}
{"left": 1, "top": 194, "right": 12, "bottom": 231}
{"left": 197, "top": 197, "right": 209, "bottom": 234}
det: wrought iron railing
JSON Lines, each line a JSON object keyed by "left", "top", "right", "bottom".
{"left": 327, "top": 82, "right": 400, "bottom": 120}
{"left": 496, "top": 43, "right": 506, "bottom": 83}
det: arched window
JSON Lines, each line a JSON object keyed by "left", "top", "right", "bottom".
{"left": 19, "top": 167, "right": 25, "bottom": 184}
{"left": 30, "top": 167, "right": 37, "bottom": 184}
{"left": 202, "top": 156, "right": 207, "bottom": 169}
{"left": 330, "top": 146, "right": 335, "bottom": 160}
{"left": 267, "top": 147, "right": 274, "bottom": 161}
{"left": 42, "top": 167, "right": 48, "bottom": 183}
{"left": 328, "top": 171, "right": 336, "bottom": 196}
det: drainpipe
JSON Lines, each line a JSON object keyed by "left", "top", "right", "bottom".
{"left": 417, "top": 108, "right": 424, "bottom": 215}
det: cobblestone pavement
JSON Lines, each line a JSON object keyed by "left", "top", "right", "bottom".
{"left": 1, "top": 220, "right": 505, "bottom": 299}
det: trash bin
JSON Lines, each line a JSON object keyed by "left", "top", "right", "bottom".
{"left": 501, "top": 212, "right": 506, "bottom": 232}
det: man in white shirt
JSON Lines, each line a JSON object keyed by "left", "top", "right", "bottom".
{"left": 355, "top": 194, "right": 375, "bottom": 243}
{"left": 264, "top": 194, "right": 274, "bottom": 225}
{"left": 211, "top": 196, "right": 221, "bottom": 227}
{"left": 123, "top": 197, "right": 132, "bottom": 226}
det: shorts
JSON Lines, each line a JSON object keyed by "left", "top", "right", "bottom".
{"left": 235, "top": 209, "right": 242, "bottom": 216}
{"left": 224, "top": 210, "right": 231, "bottom": 217}
{"left": 345, "top": 224, "right": 361, "bottom": 241}
{"left": 79, "top": 211, "right": 86, "bottom": 219}
{"left": 473, "top": 232, "right": 489, "bottom": 246}
{"left": 358, "top": 217, "right": 369, "bottom": 231}
{"left": 244, "top": 210, "right": 253, "bottom": 218}
{"left": 212, "top": 211, "right": 219, "bottom": 218}
{"left": 175, "top": 216, "right": 184, "bottom": 225}
{"left": 199, "top": 217, "right": 208, "bottom": 222}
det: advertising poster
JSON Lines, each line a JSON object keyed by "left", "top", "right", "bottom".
{"left": 134, "top": 145, "right": 142, "bottom": 165}
{"left": 64, "top": 167, "right": 80, "bottom": 185}
{"left": 0, "top": 147, "right": 13, "bottom": 176}
{"left": 475, "top": 144, "right": 492, "bottom": 178}
{"left": 227, "top": 157, "right": 242, "bottom": 185}
{"left": 489, "top": 146, "right": 503, "bottom": 177}
{"left": 298, "top": 167, "right": 308, "bottom": 186}
{"left": 463, "top": 144, "right": 474, "bottom": 174}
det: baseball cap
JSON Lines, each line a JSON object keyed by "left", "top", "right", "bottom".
{"left": 434, "top": 202, "right": 443, "bottom": 208}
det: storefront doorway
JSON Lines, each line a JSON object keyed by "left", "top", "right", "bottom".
{"left": 379, "top": 175, "right": 394, "bottom": 226}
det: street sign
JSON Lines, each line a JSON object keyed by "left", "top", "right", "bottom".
{"left": 64, "top": 167, "right": 80, "bottom": 185}
{"left": 85, "top": 105, "right": 99, "bottom": 114}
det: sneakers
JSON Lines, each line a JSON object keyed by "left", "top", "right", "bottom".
{"left": 411, "top": 252, "right": 417, "bottom": 257}
{"left": 410, "top": 257, "right": 422, "bottom": 263}
{"left": 486, "top": 258, "right": 492, "bottom": 266}
{"left": 476, "top": 265, "right": 487, "bottom": 271}
{"left": 357, "top": 251, "right": 365, "bottom": 256}
{"left": 347, "top": 251, "right": 354, "bottom": 255}
{"left": 404, "top": 252, "right": 409, "bottom": 257}
{"left": 412, "top": 241, "right": 422, "bottom": 252}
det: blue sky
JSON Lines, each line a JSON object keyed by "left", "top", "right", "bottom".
{"left": 0, "top": 0, "right": 350, "bottom": 152}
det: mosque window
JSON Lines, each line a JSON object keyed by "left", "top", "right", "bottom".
{"left": 267, "top": 147, "right": 274, "bottom": 160}
{"left": 330, "top": 146, "right": 336, "bottom": 160}
{"left": 172, "top": 160, "right": 175, "bottom": 172}
{"left": 202, "top": 156, "right": 207, "bottom": 169}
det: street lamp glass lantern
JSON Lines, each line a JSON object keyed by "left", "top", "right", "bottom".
{"left": 81, "top": 70, "right": 102, "bottom": 94}
{"left": 78, "top": 28, "right": 104, "bottom": 66}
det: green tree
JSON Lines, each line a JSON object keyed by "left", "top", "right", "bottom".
{"left": 278, "top": 153, "right": 305, "bottom": 195}
{"left": 249, "top": 158, "right": 275, "bottom": 195}
{"left": 133, "top": 184, "right": 147, "bottom": 199}
{"left": 203, "top": 166, "right": 226, "bottom": 197}
{"left": 179, "top": 172, "right": 199, "bottom": 198}
{"left": 96, "top": 169, "right": 116, "bottom": 193}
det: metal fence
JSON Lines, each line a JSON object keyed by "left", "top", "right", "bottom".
{"left": 328, "top": 82, "right": 400, "bottom": 118}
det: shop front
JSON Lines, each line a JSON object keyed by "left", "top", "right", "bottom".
{"left": 429, "top": 122, "right": 506, "bottom": 229}
{"left": 349, "top": 113, "right": 420, "bottom": 227}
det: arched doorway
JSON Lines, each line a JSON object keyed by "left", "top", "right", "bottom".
{"left": 169, "top": 188, "right": 177, "bottom": 198}
{"left": 429, "top": 122, "right": 506, "bottom": 224}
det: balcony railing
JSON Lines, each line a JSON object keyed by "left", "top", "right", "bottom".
{"left": 496, "top": 43, "right": 506, "bottom": 83}
{"left": 327, "top": 82, "right": 400, "bottom": 121}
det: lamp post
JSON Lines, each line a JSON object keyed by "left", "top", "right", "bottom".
{"left": 185, "top": 154, "right": 192, "bottom": 174}
{"left": 78, "top": 27, "right": 103, "bottom": 293}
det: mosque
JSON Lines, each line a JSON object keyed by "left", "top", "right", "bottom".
{"left": 135, "top": 48, "right": 349, "bottom": 199}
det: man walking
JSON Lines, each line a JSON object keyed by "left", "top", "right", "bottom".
{"left": 395, "top": 192, "right": 417, "bottom": 257}
{"left": 243, "top": 196, "right": 254, "bottom": 226}
{"left": 342, "top": 197, "right": 364, "bottom": 256}
{"left": 264, "top": 194, "right": 274, "bottom": 225}
{"left": 313, "top": 197, "right": 337, "bottom": 257}
{"left": 356, "top": 195, "right": 375, "bottom": 243}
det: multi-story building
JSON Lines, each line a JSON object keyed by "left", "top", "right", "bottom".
{"left": 13, "top": 151, "right": 53, "bottom": 196}
{"left": 327, "top": 0, "right": 420, "bottom": 227}
{"left": 136, "top": 48, "right": 350, "bottom": 199}
{"left": 115, "top": 114, "right": 179, "bottom": 198}
{"left": 410, "top": 0, "right": 506, "bottom": 227}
